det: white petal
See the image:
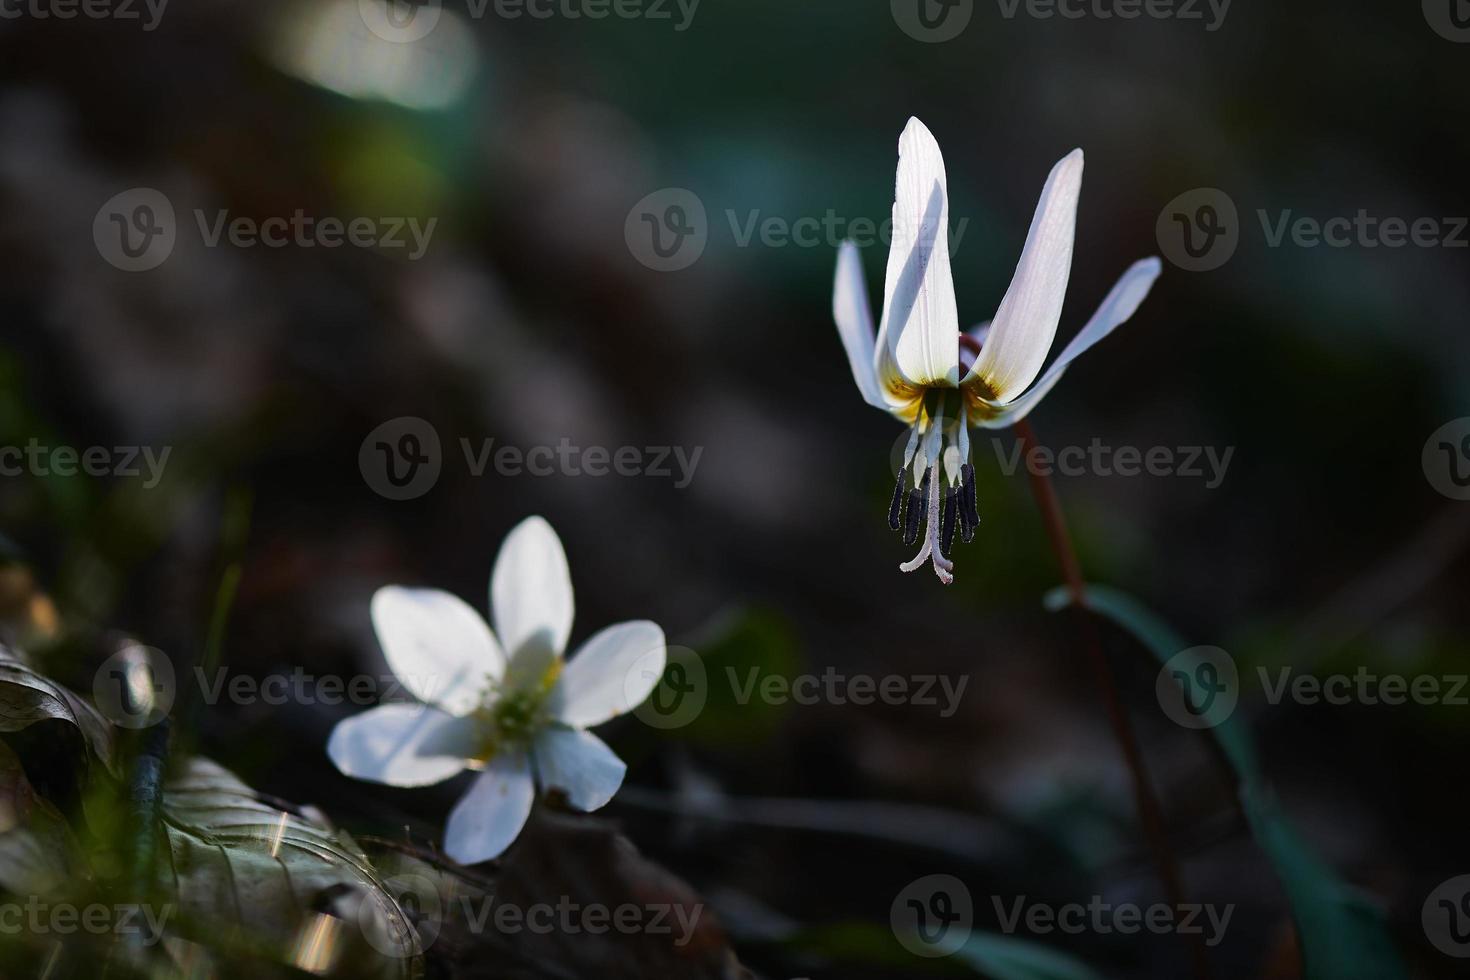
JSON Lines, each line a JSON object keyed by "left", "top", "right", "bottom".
{"left": 491, "top": 516, "right": 574, "bottom": 662}
{"left": 327, "top": 704, "right": 473, "bottom": 787}
{"left": 533, "top": 727, "right": 626, "bottom": 812}
{"left": 371, "top": 587, "right": 504, "bottom": 716}
{"left": 969, "top": 149, "right": 1084, "bottom": 403}
{"left": 550, "top": 620, "right": 666, "bottom": 729}
{"left": 875, "top": 117, "right": 960, "bottom": 393}
{"left": 969, "top": 257, "right": 1161, "bottom": 430}
{"left": 442, "top": 752, "right": 534, "bottom": 864}
{"left": 833, "top": 241, "right": 888, "bottom": 410}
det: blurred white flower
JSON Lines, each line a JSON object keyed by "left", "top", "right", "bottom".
{"left": 834, "top": 117, "right": 1161, "bottom": 583}
{"left": 328, "top": 516, "right": 665, "bottom": 864}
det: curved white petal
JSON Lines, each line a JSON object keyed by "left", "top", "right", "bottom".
{"left": 533, "top": 727, "right": 627, "bottom": 812}
{"left": 372, "top": 587, "right": 504, "bottom": 716}
{"left": 550, "top": 620, "right": 666, "bottom": 729}
{"left": 833, "top": 241, "right": 888, "bottom": 410}
{"left": 443, "top": 751, "right": 535, "bottom": 864}
{"left": 968, "top": 149, "right": 1084, "bottom": 403}
{"left": 491, "top": 516, "right": 574, "bottom": 662}
{"left": 327, "top": 704, "right": 474, "bottom": 787}
{"left": 875, "top": 117, "right": 959, "bottom": 395}
{"left": 969, "top": 257, "right": 1161, "bottom": 429}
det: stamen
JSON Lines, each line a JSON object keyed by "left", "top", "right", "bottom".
{"left": 902, "top": 486, "right": 923, "bottom": 545}
{"left": 961, "top": 462, "right": 980, "bottom": 526}
{"left": 899, "top": 465, "right": 934, "bottom": 571}
{"left": 900, "top": 460, "right": 952, "bottom": 584}
{"left": 940, "top": 487, "right": 957, "bottom": 557}
{"left": 926, "top": 461, "right": 954, "bottom": 583}
{"left": 887, "top": 472, "right": 905, "bottom": 531}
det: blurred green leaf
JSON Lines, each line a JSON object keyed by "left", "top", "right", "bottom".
{"left": 672, "top": 608, "right": 802, "bottom": 747}
{"left": 1045, "top": 584, "right": 1406, "bottom": 980}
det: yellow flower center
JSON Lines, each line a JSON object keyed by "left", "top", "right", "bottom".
{"left": 469, "top": 658, "right": 562, "bottom": 763}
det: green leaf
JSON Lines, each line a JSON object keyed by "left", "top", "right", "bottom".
{"left": 0, "top": 645, "right": 117, "bottom": 776}
{"left": 0, "top": 741, "right": 78, "bottom": 896}
{"left": 159, "top": 757, "right": 420, "bottom": 976}
{"left": 1044, "top": 583, "right": 1406, "bottom": 980}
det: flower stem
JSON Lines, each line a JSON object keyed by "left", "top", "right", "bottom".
{"left": 1013, "top": 419, "right": 1213, "bottom": 980}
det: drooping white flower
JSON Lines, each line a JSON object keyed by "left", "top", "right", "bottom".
{"left": 327, "top": 516, "right": 666, "bottom": 864}
{"left": 834, "top": 117, "right": 1161, "bottom": 584}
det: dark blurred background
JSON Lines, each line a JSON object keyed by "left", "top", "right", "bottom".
{"left": 0, "top": 0, "right": 1467, "bottom": 976}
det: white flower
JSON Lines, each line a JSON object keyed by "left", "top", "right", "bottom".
{"left": 327, "top": 516, "right": 666, "bottom": 864}
{"left": 834, "top": 117, "right": 1161, "bottom": 584}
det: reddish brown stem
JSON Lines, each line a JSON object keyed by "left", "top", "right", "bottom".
{"left": 1014, "top": 419, "right": 1214, "bottom": 980}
